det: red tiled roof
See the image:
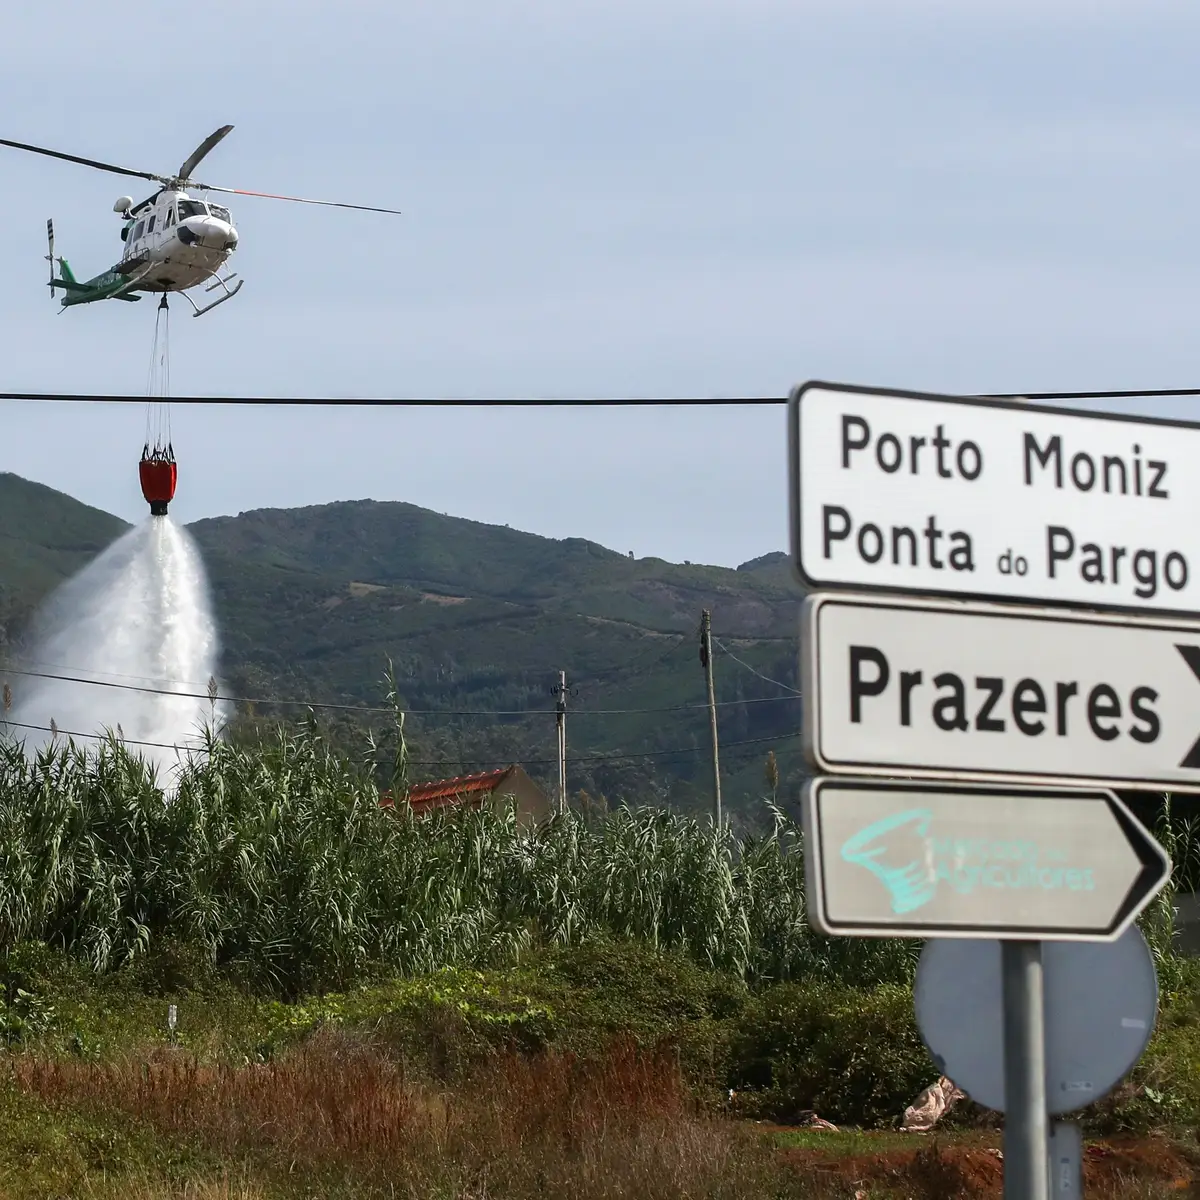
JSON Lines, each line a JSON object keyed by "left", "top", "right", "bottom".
{"left": 409, "top": 767, "right": 512, "bottom": 805}
{"left": 379, "top": 766, "right": 515, "bottom": 814}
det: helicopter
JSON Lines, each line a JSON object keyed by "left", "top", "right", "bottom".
{"left": 0, "top": 125, "right": 402, "bottom": 317}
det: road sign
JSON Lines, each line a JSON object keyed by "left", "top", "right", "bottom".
{"left": 912, "top": 926, "right": 1159, "bottom": 1114}
{"left": 788, "top": 380, "right": 1200, "bottom": 617}
{"left": 788, "top": 379, "right": 1188, "bottom": 1200}
{"left": 802, "top": 777, "right": 1170, "bottom": 941}
{"left": 802, "top": 589, "right": 1200, "bottom": 789}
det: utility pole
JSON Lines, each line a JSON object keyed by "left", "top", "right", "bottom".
{"left": 699, "top": 610, "right": 722, "bottom": 825}
{"left": 553, "top": 670, "right": 568, "bottom": 814}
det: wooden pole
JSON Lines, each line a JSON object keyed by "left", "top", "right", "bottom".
{"left": 700, "top": 610, "right": 722, "bottom": 824}
{"left": 555, "top": 669, "right": 567, "bottom": 814}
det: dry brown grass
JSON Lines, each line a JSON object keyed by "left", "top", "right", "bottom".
{"left": 15, "top": 1030, "right": 793, "bottom": 1199}
{"left": 85, "top": 1178, "right": 269, "bottom": 1200}
{"left": 13, "top": 1033, "right": 1198, "bottom": 1198}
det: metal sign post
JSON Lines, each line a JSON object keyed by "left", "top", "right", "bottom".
{"left": 1049, "top": 1122, "right": 1083, "bottom": 1197}
{"left": 788, "top": 378, "right": 1181, "bottom": 1198}
{"left": 914, "top": 928, "right": 1159, "bottom": 1200}
{"left": 1003, "top": 941, "right": 1049, "bottom": 1200}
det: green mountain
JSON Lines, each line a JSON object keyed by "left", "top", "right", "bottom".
{"left": 0, "top": 473, "right": 130, "bottom": 653}
{"left": 0, "top": 476, "right": 806, "bottom": 824}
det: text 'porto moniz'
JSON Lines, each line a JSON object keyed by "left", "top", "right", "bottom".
{"left": 820, "top": 413, "right": 1186, "bottom": 601}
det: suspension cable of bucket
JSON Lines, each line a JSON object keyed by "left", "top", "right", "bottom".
{"left": 139, "top": 296, "right": 177, "bottom": 518}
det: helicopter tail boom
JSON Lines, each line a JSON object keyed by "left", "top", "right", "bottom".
{"left": 49, "top": 276, "right": 94, "bottom": 294}
{"left": 45, "top": 253, "right": 151, "bottom": 307}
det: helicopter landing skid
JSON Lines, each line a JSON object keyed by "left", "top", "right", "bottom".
{"left": 182, "top": 273, "right": 244, "bottom": 318}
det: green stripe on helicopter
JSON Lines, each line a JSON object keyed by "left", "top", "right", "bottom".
{"left": 50, "top": 260, "right": 142, "bottom": 304}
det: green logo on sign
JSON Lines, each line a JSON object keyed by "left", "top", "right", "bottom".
{"left": 840, "top": 809, "right": 937, "bottom": 913}
{"left": 839, "top": 808, "right": 1097, "bottom": 915}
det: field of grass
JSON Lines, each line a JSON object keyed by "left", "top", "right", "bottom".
{"left": 0, "top": 935, "right": 1195, "bottom": 1199}
{"left": 0, "top": 722, "right": 1196, "bottom": 1196}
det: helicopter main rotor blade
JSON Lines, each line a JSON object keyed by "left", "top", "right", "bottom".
{"left": 178, "top": 125, "right": 234, "bottom": 182}
{"left": 0, "top": 137, "right": 165, "bottom": 184}
{"left": 195, "top": 182, "right": 402, "bottom": 215}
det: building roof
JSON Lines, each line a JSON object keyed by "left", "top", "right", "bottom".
{"left": 379, "top": 766, "right": 519, "bottom": 815}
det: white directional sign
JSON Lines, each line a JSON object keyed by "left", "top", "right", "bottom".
{"left": 802, "top": 778, "right": 1170, "bottom": 941}
{"left": 788, "top": 381, "right": 1200, "bottom": 616}
{"left": 803, "top": 590, "right": 1200, "bottom": 788}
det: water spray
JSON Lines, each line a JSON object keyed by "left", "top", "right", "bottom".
{"left": 7, "top": 518, "right": 227, "bottom": 781}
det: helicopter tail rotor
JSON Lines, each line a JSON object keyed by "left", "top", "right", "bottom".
{"left": 46, "top": 218, "right": 55, "bottom": 297}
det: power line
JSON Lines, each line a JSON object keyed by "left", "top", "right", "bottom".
{"left": 712, "top": 638, "right": 802, "bottom": 696}
{"left": 0, "top": 664, "right": 797, "bottom": 716}
{"left": 1, "top": 720, "right": 206, "bottom": 755}
{"left": 396, "top": 733, "right": 799, "bottom": 772}
{"left": 13, "top": 657, "right": 214, "bottom": 689}
{"left": 0, "top": 392, "right": 783, "bottom": 407}
{"left": 4, "top": 387, "right": 1200, "bottom": 406}
{"left": 0, "top": 718, "right": 797, "bottom": 767}
{"left": 508, "top": 731, "right": 795, "bottom": 766}
{"left": 999, "top": 388, "right": 1200, "bottom": 401}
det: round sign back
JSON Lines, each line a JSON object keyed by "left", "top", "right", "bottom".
{"left": 913, "top": 925, "right": 1158, "bottom": 1115}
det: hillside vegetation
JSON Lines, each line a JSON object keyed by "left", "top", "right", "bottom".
{"left": 0, "top": 474, "right": 806, "bottom": 822}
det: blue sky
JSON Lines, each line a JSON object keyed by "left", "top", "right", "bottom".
{"left": 3, "top": 0, "right": 1200, "bottom": 567}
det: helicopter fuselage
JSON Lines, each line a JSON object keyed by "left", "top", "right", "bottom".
{"left": 8, "top": 122, "right": 399, "bottom": 315}
{"left": 115, "top": 188, "right": 238, "bottom": 293}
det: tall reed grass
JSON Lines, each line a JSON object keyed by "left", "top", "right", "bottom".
{"left": 1141, "top": 792, "right": 1200, "bottom": 992}
{"left": 0, "top": 722, "right": 916, "bottom": 996}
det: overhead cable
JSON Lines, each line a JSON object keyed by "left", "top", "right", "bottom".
{"left": 3, "top": 387, "right": 1200, "bottom": 406}
{"left": 0, "top": 719, "right": 797, "bottom": 767}
{"left": 712, "top": 638, "right": 802, "bottom": 696}
{"left": 0, "top": 664, "right": 798, "bottom": 716}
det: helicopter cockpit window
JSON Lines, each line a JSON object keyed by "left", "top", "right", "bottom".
{"left": 132, "top": 221, "right": 146, "bottom": 241}
{"left": 146, "top": 215, "right": 156, "bottom": 233}
{"left": 209, "top": 205, "right": 231, "bottom": 222}
{"left": 177, "top": 200, "right": 207, "bottom": 219}
{"left": 165, "top": 208, "right": 175, "bottom": 227}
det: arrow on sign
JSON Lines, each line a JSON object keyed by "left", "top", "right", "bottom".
{"left": 1176, "top": 645, "right": 1200, "bottom": 768}
{"left": 803, "top": 777, "right": 1172, "bottom": 941}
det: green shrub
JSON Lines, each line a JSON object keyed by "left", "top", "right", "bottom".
{"left": 246, "top": 965, "right": 558, "bottom": 1077}
{"left": 729, "top": 979, "right": 935, "bottom": 1127}
{"left": 250, "top": 939, "right": 750, "bottom": 1092}
{"left": 521, "top": 936, "right": 748, "bottom": 1036}
{"left": 123, "top": 936, "right": 221, "bottom": 997}
{"left": 0, "top": 941, "right": 72, "bottom": 1046}
{"left": 515, "top": 936, "right": 749, "bottom": 1098}
{"left": 1084, "top": 962, "right": 1200, "bottom": 1135}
